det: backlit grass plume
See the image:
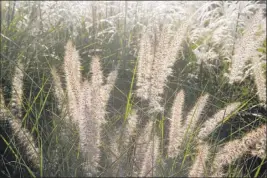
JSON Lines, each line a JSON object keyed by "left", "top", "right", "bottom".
{"left": 51, "top": 66, "right": 65, "bottom": 112}
{"left": 136, "top": 28, "right": 154, "bottom": 101}
{"left": 109, "top": 109, "right": 140, "bottom": 176}
{"left": 0, "top": 89, "right": 6, "bottom": 121}
{"left": 167, "top": 90, "right": 243, "bottom": 176}
{"left": 251, "top": 55, "right": 266, "bottom": 103}
{"left": 167, "top": 90, "right": 209, "bottom": 158}
{"left": 61, "top": 40, "right": 118, "bottom": 175}
{"left": 0, "top": 62, "right": 40, "bottom": 169}
{"left": 10, "top": 61, "right": 24, "bottom": 118}
{"left": 136, "top": 22, "right": 189, "bottom": 113}
{"left": 211, "top": 124, "right": 266, "bottom": 177}
{"left": 188, "top": 141, "right": 210, "bottom": 177}
{"left": 188, "top": 113, "right": 265, "bottom": 177}
{"left": 198, "top": 102, "right": 241, "bottom": 140}
{"left": 140, "top": 134, "right": 160, "bottom": 177}
{"left": 134, "top": 120, "right": 154, "bottom": 175}
{"left": 63, "top": 40, "right": 82, "bottom": 125}
{"left": 227, "top": 9, "right": 266, "bottom": 103}
{"left": 167, "top": 90, "right": 185, "bottom": 158}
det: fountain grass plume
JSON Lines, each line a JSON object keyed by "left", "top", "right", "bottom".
{"left": 63, "top": 40, "right": 82, "bottom": 124}
{"left": 167, "top": 92, "right": 209, "bottom": 158}
{"left": 62, "top": 41, "right": 118, "bottom": 175}
{"left": 198, "top": 102, "right": 241, "bottom": 140}
{"left": 167, "top": 90, "right": 185, "bottom": 158}
{"left": 51, "top": 66, "right": 65, "bottom": 111}
{"left": 212, "top": 124, "right": 266, "bottom": 176}
{"left": 10, "top": 61, "right": 24, "bottom": 118}
{"left": 140, "top": 135, "right": 160, "bottom": 177}
{"left": 136, "top": 21, "right": 189, "bottom": 113}
{"left": 188, "top": 141, "right": 210, "bottom": 177}
{"left": 228, "top": 9, "right": 266, "bottom": 84}
{"left": 1, "top": 63, "right": 40, "bottom": 169}
{"left": 134, "top": 120, "right": 154, "bottom": 175}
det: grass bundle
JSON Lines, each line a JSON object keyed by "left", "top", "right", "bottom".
{"left": 134, "top": 120, "right": 154, "bottom": 175}
{"left": 188, "top": 141, "right": 210, "bottom": 177}
{"left": 167, "top": 90, "right": 209, "bottom": 158}
{"left": 136, "top": 22, "right": 189, "bottom": 113}
{"left": 59, "top": 40, "right": 118, "bottom": 175}
{"left": 198, "top": 102, "right": 241, "bottom": 140}
{"left": 211, "top": 124, "right": 266, "bottom": 177}
{"left": 0, "top": 63, "right": 40, "bottom": 169}
{"left": 228, "top": 9, "right": 266, "bottom": 103}
{"left": 140, "top": 135, "right": 160, "bottom": 177}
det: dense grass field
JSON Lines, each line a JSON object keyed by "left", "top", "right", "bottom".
{"left": 0, "top": 1, "right": 266, "bottom": 177}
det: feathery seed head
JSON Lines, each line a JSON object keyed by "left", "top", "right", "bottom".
{"left": 136, "top": 22, "right": 188, "bottom": 113}
{"left": 213, "top": 139, "right": 247, "bottom": 170}
{"left": 251, "top": 136, "right": 266, "bottom": 159}
{"left": 1, "top": 63, "right": 39, "bottom": 168}
{"left": 241, "top": 125, "right": 266, "bottom": 159}
{"left": 198, "top": 102, "right": 241, "bottom": 140}
{"left": 136, "top": 28, "right": 155, "bottom": 100}
{"left": 168, "top": 90, "right": 185, "bottom": 158}
{"left": 188, "top": 142, "right": 210, "bottom": 177}
{"left": 228, "top": 10, "right": 266, "bottom": 84}
{"left": 91, "top": 56, "right": 104, "bottom": 89}
{"left": 184, "top": 93, "right": 209, "bottom": 134}
{"left": 212, "top": 125, "right": 266, "bottom": 175}
{"left": 9, "top": 119, "right": 40, "bottom": 168}
{"left": 0, "top": 89, "right": 6, "bottom": 119}
{"left": 10, "top": 61, "right": 24, "bottom": 118}
{"left": 140, "top": 135, "right": 160, "bottom": 177}
{"left": 251, "top": 56, "right": 266, "bottom": 103}
{"left": 135, "top": 120, "right": 154, "bottom": 174}
{"left": 51, "top": 66, "right": 64, "bottom": 111}
{"left": 125, "top": 110, "right": 139, "bottom": 142}
{"left": 63, "top": 40, "right": 82, "bottom": 124}
{"left": 0, "top": 89, "right": 9, "bottom": 126}
{"left": 103, "top": 69, "right": 118, "bottom": 104}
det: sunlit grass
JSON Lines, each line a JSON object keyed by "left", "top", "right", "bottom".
{"left": 1, "top": 1, "right": 266, "bottom": 178}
